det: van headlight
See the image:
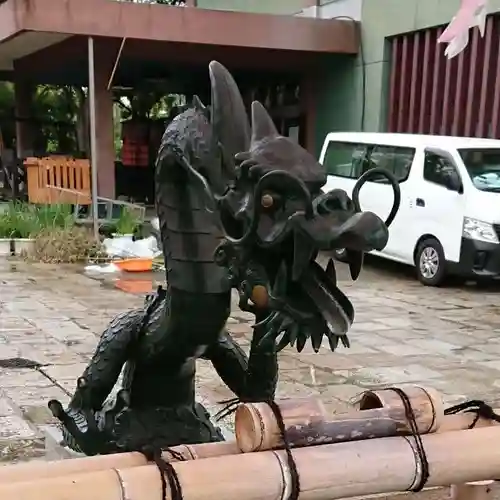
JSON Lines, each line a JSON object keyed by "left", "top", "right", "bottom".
{"left": 463, "top": 217, "right": 499, "bottom": 244}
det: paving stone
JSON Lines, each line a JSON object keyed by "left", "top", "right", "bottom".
{"left": 2, "top": 258, "right": 500, "bottom": 463}
{"left": 378, "top": 343, "right": 430, "bottom": 356}
{"left": 350, "top": 365, "right": 443, "bottom": 385}
{"left": 226, "top": 323, "right": 252, "bottom": 338}
{"left": 295, "top": 353, "right": 363, "bottom": 371}
{"left": 407, "top": 339, "right": 460, "bottom": 353}
{"left": 41, "top": 363, "right": 89, "bottom": 382}
{"left": 25, "top": 348, "right": 86, "bottom": 366}
{"left": 0, "top": 398, "right": 15, "bottom": 417}
{"left": 0, "top": 370, "right": 53, "bottom": 388}
{"left": 2, "top": 386, "right": 70, "bottom": 409}
{"left": 0, "top": 415, "right": 37, "bottom": 440}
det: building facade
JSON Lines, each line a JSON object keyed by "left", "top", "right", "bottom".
{"left": 195, "top": 0, "right": 500, "bottom": 153}
{"left": 2, "top": 0, "right": 499, "bottom": 200}
{"left": 314, "top": 0, "right": 500, "bottom": 152}
{"left": 0, "top": 0, "right": 357, "bottom": 198}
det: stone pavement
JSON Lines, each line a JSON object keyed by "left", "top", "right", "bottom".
{"left": 1, "top": 256, "right": 500, "bottom": 463}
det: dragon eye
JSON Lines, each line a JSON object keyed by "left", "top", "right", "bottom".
{"left": 261, "top": 193, "right": 274, "bottom": 208}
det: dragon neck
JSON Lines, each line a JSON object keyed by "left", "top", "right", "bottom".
{"left": 155, "top": 172, "right": 231, "bottom": 295}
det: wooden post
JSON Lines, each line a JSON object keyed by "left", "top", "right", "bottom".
{"left": 87, "top": 36, "right": 100, "bottom": 240}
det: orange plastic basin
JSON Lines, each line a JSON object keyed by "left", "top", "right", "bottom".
{"left": 114, "top": 258, "right": 153, "bottom": 272}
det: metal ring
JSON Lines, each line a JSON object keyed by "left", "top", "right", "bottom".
{"left": 352, "top": 167, "right": 401, "bottom": 227}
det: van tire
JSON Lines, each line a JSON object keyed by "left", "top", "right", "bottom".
{"left": 333, "top": 248, "right": 349, "bottom": 263}
{"left": 415, "top": 238, "right": 446, "bottom": 286}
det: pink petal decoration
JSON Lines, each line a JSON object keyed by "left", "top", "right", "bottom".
{"left": 438, "top": 0, "right": 487, "bottom": 59}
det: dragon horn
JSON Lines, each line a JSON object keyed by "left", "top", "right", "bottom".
{"left": 209, "top": 61, "right": 251, "bottom": 161}
{"left": 250, "top": 100, "right": 279, "bottom": 146}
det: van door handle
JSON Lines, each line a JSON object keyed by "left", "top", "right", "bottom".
{"left": 416, "top": 198, "right": 425, "bottom": 207}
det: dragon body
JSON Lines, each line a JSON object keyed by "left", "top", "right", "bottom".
{"left": 49, "top": 62, "right": 400, "bottom": 455}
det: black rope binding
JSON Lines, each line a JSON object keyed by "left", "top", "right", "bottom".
{"left": 141, "top": 446, "right": 185, "bottom": 500}
{"left": 214, "top": 396, "right": 240, "bottom": 421}
{"left": 267, "top": 400, "right": 301, "bottom": 500}
{"left": 387, "top": 388, "right": 430, "bottom": 492}
{"left": 444, "top": 401, "right": 500, "bottom": 482}
{"left": 445, "top": 400, "right": 500, "bottom": 429}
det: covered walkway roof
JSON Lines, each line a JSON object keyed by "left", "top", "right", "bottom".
{"left": 0, "top": 0, "right": 359, "bottom": 78}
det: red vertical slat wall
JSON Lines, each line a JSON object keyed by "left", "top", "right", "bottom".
{"left": 387, "top": 15, "right": 500, "bottom": 138}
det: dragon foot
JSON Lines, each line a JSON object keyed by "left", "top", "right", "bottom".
{"left": 49, "top": 398, "right": 225, "bottom": 455}
{"left": 48, "top": 399, "right": 120, "bottom": 455}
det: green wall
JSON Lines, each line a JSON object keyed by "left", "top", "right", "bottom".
{"left": 314, "top": 0, "right": 500, "bottom": 154}
{"left": 195, "top": 0, "right": 308, "bottom": 15}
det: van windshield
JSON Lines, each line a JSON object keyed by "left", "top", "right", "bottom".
{"left": 458, "top": 148, "right": 500, "bottom": 192}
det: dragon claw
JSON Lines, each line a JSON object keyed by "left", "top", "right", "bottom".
{"left": 48, "top": 399, "right": 64, "bottom": 419}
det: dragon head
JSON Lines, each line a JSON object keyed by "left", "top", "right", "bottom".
{"left": 183, "top": 61, "right": 401, "bottom": 353}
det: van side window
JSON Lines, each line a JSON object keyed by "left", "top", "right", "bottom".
{"left": 368, "top": 145, "right": 415, "bottom": 183}
{"left": 322, "top": 141, "right": 367, "bottom": 178}
{"left": 424, "top": 153, "right": 458, "bottom": 187}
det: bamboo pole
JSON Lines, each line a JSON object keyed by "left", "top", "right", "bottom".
{"left": 235, "top": 387, "right": 443, "bottom": 452}
{"left": 0, "top": 441, "right": 240, "bottom": 484}
{"left": 0, "top": 411, "right": 493, "bottom": 487}
{"left": 1, "top": 401, "right": 496, "bottom": 485}
{"left": 0, "top": 382, "right": 495, "bottom": 488}
{"left": 3, "top": 426, "right": 500, "bottom": 500}
{"left": 440, "top": 411, "right": 500, "bottom": 432}
{"left": 451, "top": 482, "right": 495, "bottom": 500}
{"left": 0, "top": 412, "right": 495, "bottom": 486}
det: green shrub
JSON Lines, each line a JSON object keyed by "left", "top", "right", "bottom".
{"left": 115, "top": 207, "right": 139, "bottom": 235}
{"left": 0, "top": 202, "right": 75, "bottom": 239}
{"left": 1, "top": 202, "right": 39, "bottom": 238}
{"left": 35, "top": 204, "right": 74, "bottom": 230}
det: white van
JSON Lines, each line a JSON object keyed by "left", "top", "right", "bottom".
{"left": 319, "top": 132, "right": 500, "bottom": 286}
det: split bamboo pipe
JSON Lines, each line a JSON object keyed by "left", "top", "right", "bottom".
{"left": 235, "top": 386, "right": 443, "bottom": 452}
{"left": 4, "top": 426, "right": 500, "bottom": 500}
{"left": 355, "top": 387, "right": 500, "bottom": 433}
{"left": 0, "top": 440, "right": 240, "bottom": 484}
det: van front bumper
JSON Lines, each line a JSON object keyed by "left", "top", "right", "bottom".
{"left": 449, "top": 237, "right": 500, "bottom": 278}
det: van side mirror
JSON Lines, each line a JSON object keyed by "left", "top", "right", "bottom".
{"left": 424, "top": 147, "right": 463, "bottom": 194}
{"left": 443, "top": 171, "right": 462, "bottom": 192}
{"left": 424, "top": 147, "right": 457, "bottom": 164}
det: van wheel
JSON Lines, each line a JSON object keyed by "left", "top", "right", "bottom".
{"left": 333, "top": 248, "right": 349, "bottom": 263}
{"left": 415, "top": 238, "right": 446, "bottom": 286}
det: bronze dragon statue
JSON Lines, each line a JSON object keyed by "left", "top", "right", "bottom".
{"left": 48, "top": 61, "right": 401, "bottom": 455}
